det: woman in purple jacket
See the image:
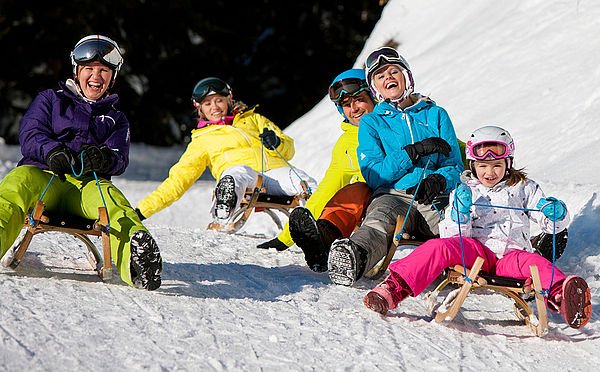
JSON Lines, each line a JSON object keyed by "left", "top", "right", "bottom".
{"left": 0, "top": 35, "right": 161, "bottom": 290}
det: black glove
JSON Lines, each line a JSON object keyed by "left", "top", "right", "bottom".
{"left": 404, "top": 137, "right": 451, "bottom": 164}
{"left": 259, "top": 129, "right": 281, "bottom": 150}
{"left": 257, "top": 237, "right": 289, "bottom": 251}
{"left": 135, "top": 208, "right": 146, "bottom": 221}
{"left": 81, "top": 145, "right": 114, "bottom": 175}
{"left": 406, "top": 174, "right": 447, "bottom": 205}
{"left": 46, "top": 146, "right": 75, "bottom": 181}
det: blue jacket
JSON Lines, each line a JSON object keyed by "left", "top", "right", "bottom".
{"left": 357, "top": 95, "right": 463, "bottom": 193}
{"left": 18, "top": 80, "right": 130, "bottom": 177}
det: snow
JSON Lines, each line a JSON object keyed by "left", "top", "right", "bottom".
{"left": 1, "top": 0, "right": 600, "bottom": 370}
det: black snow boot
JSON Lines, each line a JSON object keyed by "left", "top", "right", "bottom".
{"left": 130, "top": 231, "right": 163, "bottom": 291}
{"left": 532, "top": 228, "right": 568, "bottom": 262}
{"left": 289, "top": 207, "right": 342, "bottom": 272}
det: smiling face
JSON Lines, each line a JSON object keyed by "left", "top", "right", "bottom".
{"left": 76, "top": 61, "right": 113, "bottom": 101}
{"left": 372, "top": 64, "right": 406, "bottom": 101}
{"left": 473, "top": 159, "right": 507, "bottom": 188}
{"left": 199, "top": 94, "right": 230, "bottom": 121}
{"left": 339, "top": 91, "right": 375, "bottom": 126}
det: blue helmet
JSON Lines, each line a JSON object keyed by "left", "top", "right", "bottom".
{"left": 328, "top": 68, "right": 371, "bottom": 119}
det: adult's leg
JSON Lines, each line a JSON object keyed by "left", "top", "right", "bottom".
{"left": 0, "top": 166, "right": 67, "bottom": 255}
{"left": 318, "top": 182, "right": 372, "bottom": 237}
{"left": 64, "top": 177, "right": 159, "bottom": 288}
{"left": 263, "top": 166, "right": 318, "bottom": 197}
{"left": 213, "top": 165, "right": 258, "bottom": 220}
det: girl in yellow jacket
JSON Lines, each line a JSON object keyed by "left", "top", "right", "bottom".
{"left": 258, "top": 69, "right": 375, "bottom": 272}
{"left": 136, "top": 77, "right": 317, "bottom": 223}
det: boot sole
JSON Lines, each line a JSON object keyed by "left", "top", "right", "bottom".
{"left": 561, "top": 276, "right": 592, "bottom": 329}
{"left": 328, "top": 241, "right": 357, "bottom": 286}
{"left": 130, "top": 231, "right": 163, "bottom": 291}
{"left": 364, "top": 291, "right": 389, "bottom": 315}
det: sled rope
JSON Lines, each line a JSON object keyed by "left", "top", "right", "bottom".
{"left": 455, "top": 194, "right": 561, "bottom": 293}
{"left": 271, "top": 147, "right": 312, "bottom": 194}
{"left": 393, "top": 159, "right": 432, "bottom": 242}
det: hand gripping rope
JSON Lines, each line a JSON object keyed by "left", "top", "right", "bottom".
{"left": 454, "top": 196, "right": 560, "bottom": 294}
{"left": 32, "top": 149, "right": 111, "bottom": 234}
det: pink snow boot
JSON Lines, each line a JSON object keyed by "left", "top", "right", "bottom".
{"left": 363, "top": 272, "right": 411, "bottom": 315}
{"left": 558, "top": 276, "right": 592, "bottom": 329}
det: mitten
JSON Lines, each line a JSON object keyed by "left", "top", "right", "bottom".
{"left": 404, "top": 137, "right": 451, "bottom": 163}
{"left": 406, "top": 174, "right": 446, "bottom": 205}
{"left": 450, "top": 183, "right": 472, "bottom": 223}
{"left": 259, "top": 129, "right": 281, "bottom": 150}
{"left": 537, "top": 197, "right": 567, "bottom": 222}
{"left": 46, "top": 146, "right": 75, "bottom": 181}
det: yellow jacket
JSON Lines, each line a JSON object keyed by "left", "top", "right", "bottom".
{"left": 278, "top": 121, "right": 365, "bottom": 246}
{"left": 138, "top": 107, "right": 294, "bottom": 218}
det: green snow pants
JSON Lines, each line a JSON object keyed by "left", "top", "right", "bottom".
{"left": 0, "top": 165, "right": 146, "bottom": 286}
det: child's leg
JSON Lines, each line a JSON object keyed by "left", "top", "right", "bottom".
{"left": 494, "top": 250, "right": 567, "bottom": 293}
{"left": 389, "top": 236, "right": 497, "bottom": 296}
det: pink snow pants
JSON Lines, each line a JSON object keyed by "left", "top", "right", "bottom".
{"left": 389, "top": 237, "right": 566, "bottom": 296}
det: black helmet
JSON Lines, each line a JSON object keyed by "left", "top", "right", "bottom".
{"left": 191, "top": 77, "right": 232, "bottom": 106}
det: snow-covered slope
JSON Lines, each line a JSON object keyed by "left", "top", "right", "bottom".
{"left": 1, "top": 0, "right": 600, "bottom": 370}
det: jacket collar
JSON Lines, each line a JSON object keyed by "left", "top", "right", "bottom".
{"left": 58, "top": 80, "right": 119, "bottom": 109}
{"left": 374, "top": 93, "right": 434, "bottom": 117}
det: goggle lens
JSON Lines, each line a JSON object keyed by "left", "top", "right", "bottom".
{"left": 192, "top": 81, "right": 231, "bottom": 103}
{"left": 328, "top": 78, "right": 368, "bottom": 103}
{"left": 72, "top": 39, "right": 122, "bottom": 69}
{"left": 365, "top": 47, "right": 401, "bottom": 72}
{"left": 471, "top": 141, "right": 509, "bottom": 160}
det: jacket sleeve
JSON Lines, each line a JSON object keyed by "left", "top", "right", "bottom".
{"left": 102, "top": 111, "right": 130, "bottom": 176}
{"left": 524, "top": 180, "right": 570, "bottom": 234}
{"left": 277, "top": 138, "right": 350, "bottom": 246}
{"left": 19, "top": 90, "right": 63, "bottom": 163}
{"left": 357, "top": 115, "right": 415, "bottom": 189}
{"left": 256, "top": 113, "right": 295, "bottom": 160}
{"left": 430, "top": 107, "right": 464, "bottom": 193}
{"left": 137, "top": 137, "right": 208, "bottom": 218}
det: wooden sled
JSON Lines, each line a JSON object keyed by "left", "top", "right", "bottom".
{"left": 1, "top": 200, "right": 113, "bottom": 281}
{"left": 427, "top": 256, "right": 549, "bottom": 337}
{"left": 207, "top": 175, "right": 311, "bottom": 233}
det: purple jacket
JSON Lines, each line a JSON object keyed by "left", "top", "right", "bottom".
{"left": 18, "top": 81, "right": 130, "bottom": 177}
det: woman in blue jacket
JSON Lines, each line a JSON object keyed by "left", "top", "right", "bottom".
{"left": 0, "top": 35, "right": 161, "bottom": 290}
{"left": 328, "top": 47, "right": 464, "bottom": 286}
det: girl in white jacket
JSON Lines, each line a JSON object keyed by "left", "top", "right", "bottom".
{"left": 363, "top": 125, "right": 592, "bottom": 329}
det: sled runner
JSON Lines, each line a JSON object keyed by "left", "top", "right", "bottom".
{"left": 426, "top": 257, "right": 549, "bottom": 337}
{"left": 1, "top": 200, "right": 113, "bottom": 280}
{"left": 207, "top": 175, "right": 311, "bottom": 233}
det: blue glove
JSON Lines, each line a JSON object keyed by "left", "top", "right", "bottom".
{"left": 450, "top": 183, "right": 472, "bottom": 223}
{"left": 537, "top": 197, "right": 567, "bottom": 222}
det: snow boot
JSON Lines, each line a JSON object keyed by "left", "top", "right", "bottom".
{"left": 364, "top": 272, "right": 411, "bottom": 315}
{"left": 130, "top": 231, "right": 163, "bottom": 291}
{"left": 327, "top": 238, "right": 367, "bottom": 286}
{"left": 289, "top": 207, "right": 342, "bottom": 272}
{"left": 559, "top": 276, "right": 592, "bottom": 329}
{"left": 215, "top": 175, "right": 237, "bottom": 220}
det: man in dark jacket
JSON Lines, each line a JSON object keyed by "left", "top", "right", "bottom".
{"left": 0, "top": 35, "right": 161, "bottom": 290}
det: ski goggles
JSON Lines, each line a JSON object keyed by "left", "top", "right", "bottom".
{"left": 192, "top": 80, "right": 231, "bottom": 103}
{"left": 71, "top": 38, "right": 123, "bottom": 70}
{"left": 328, "top": 78, "right": 369, "bottom": 104}
{"left": 468, "top": 141, "right": 511, "bottom": 160}
{"left": 365, "top": 47, "right": 408, "bottom": 76}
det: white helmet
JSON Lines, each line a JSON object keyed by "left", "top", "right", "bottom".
{"left": 465, "top": 125, "right": 515, "bottom": 172}
{"left": 70, "top": 35, "right": 123, "bottom": 85}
